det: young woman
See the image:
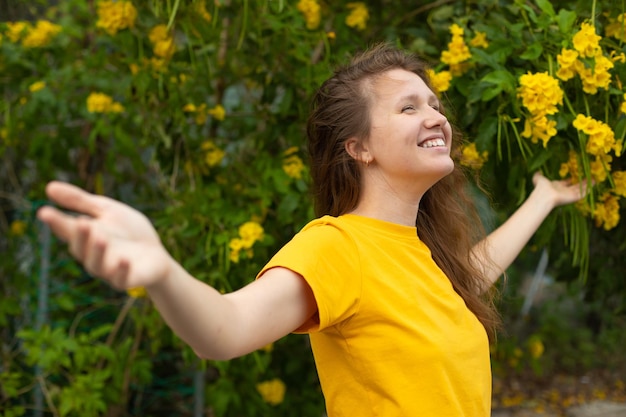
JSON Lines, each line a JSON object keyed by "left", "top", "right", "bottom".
{"left": 37, "top": 43, "right": 585, "bottom": 416}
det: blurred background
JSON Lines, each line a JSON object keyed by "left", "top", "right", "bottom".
{"left": 1, "top": 0, "right": 625, "bottom": 416}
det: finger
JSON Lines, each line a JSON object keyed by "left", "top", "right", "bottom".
{"left": 37, "top": 206, "right": 78, "bottom": 243}
{"left": 110, "top": 258, "right": 132, "bottom": 290}
{"left": 82, "top": 230, "right": 107, "bottom": 278}
{"left": 45, "top": 181, "right": 104, "bottom": 217}
{"left": 70, "top": 217, "right": 92, "bottom": 261}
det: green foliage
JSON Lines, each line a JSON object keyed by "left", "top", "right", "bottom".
{"left": 1, "top": 0, "right": 625, "bottom": 415}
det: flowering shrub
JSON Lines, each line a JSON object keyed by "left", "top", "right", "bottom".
{"left": 428, "top": 0, "right": 626, "bottom": 277}
{"left": 1, "top": 0, "right": 625, "bottom": 416}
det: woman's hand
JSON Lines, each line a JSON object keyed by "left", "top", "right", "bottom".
{"left": 531, "top": 171, "right": 588, "bottom": 210}
{"left": 37, "top": 181, "right": 174, "bottom": 290}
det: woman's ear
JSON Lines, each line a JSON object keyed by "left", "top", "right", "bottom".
{"left": 345, "top": 137, "right": 371, "bottom": 164}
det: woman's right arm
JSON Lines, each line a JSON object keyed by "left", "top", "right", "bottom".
{"left": 37, "top": 181, "right": 317, "bottom": 360}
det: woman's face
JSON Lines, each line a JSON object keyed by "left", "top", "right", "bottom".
{"left": 364, "top": 69, "right": 454, "bottom": 192}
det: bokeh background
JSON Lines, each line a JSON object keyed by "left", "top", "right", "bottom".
{"left": 1, "top": 0, "right": 625, "bottom": 416}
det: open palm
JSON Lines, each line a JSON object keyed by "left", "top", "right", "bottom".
{"left": 37, "top": 181, "right": 174, "bottom": 290}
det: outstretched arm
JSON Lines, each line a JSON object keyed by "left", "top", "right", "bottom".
{"left": 37, "top": 181, "right": 317, "bottom": 360}
{"left": 473, "top": 172, "right": 587, "bottom": 289}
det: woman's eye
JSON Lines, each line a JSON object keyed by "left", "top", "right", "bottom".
{"left": 402, "top": 105, "right": 415, "bottom": 112}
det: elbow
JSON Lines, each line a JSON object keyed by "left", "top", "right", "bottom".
{"left": 192, "top": 345, "right": 245, "bottom": 361}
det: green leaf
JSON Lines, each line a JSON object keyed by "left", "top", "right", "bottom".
{"left": 535, "top": 0, "right": 556, "bottom": 18}
{"left": 481, "top": 85, "right": 502, "bottom": 101}
{"left": 480, "top": 70, "right": 517, "bottom": 94}
{"left": 557, "top": 9, "right": 578, "bottom": 34}
{"left": 520, "top": 42, "right": 543, "bottom": 60}
{"left": 527, "top": 148, "right": 553, "bottom": 172}
{"left": 475, "top": 117, "right": 499, "bottom": 150}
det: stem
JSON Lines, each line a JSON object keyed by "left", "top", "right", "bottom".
{"left": 591, "top": 0, "right": 597, "bottom": 23}
{"left": 36, "top": 376, "right": 60, "bottom": 417}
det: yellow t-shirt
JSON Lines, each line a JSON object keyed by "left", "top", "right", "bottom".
{"left": 258, "top": 214, "right": 491, "bottom": 417}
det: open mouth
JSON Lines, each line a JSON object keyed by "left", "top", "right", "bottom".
{"left": 418, "top": 138, "right": 446, "bottom": 148}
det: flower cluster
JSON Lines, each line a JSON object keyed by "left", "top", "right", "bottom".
{"left": 183, "top": 103, "right": 225, "bottom": 125}
{"left": 606, "top": 13, "right": 626, "bottom": 42}
{"left": 96, "top": 0, "right": 137, "bottom": 36}
{"left": 557, "top": 23, "right": 616, "bottom": 94}
{"left": 194, "top": 0, "right": 212, "bottom": 23}
{"left": 282, "top": 147, "right": 305, "bottom": 179}
{"left": 460, "top": 143, "right": 488, "bottom": 170}
{"left": 440, "top": 24, "right": 472, "bottom": 76}
{"left": 229, "top": 221, "right": 264, "bottom": 263}
{"left": 9, "top": 220, "right": 27, "bottom": 236}
{"left": 565, "top": 115, "right": 624, "bottom": 230}
{"left": 517, "top": 72, "right": 563, "bottom": 147}
{"left": 345, "top": 2, "right": 369, "bottom": 31}
{"left": 149, "top": 24, "right": 176, "bottom": 61}
{"left": 5, "top": 20, "right": 61, "bottom": 48}
{"left": 256, "top": 378, "right": 286, "bottom": 406}
{"left": 126, "top": 287, "right": 147, "bottom": 298}
{"left": 297, "top": 0, "right": 321, "bottom": 30}
{"left": 201, "top": 140, "right": 225, "bottom": 167}
{"left": 29, "top": 81, "right": 46, "bottom": 93}
{"left": 86, "top": 92, "right": 124, "bottom": 113}
{"left": 426, "top": 69, "right": 452, "bottom": 94}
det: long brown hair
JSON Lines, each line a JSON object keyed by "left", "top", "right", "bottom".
{"left": 306, "top": 43, "right": 500, "bottom": 340}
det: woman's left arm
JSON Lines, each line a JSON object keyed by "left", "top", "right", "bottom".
{"left": 474, "top": 172, "right": 588, "bottom": 288}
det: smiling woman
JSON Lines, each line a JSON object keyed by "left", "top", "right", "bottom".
{"left": 36, "top": 42, "right": 586, "bottom": 417}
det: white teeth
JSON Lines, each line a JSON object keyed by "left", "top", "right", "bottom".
{"left": 419, "top": 138, "right": 446, "bottom": 148}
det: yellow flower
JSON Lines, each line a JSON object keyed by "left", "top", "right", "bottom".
{"left": 517, "top": 72, "right": 563, "bottom": 116}
{"left": 573, "top": 114, "right": 620, "bottom": 157}
{"left": 21, "top": 20, "right": 62, "bottom": 48}
{"left": 183, "top": 103, "right": 197, "bottom": 112}
{"left": 345, "top": 2, "right": 369, "bottom": 31}
{"left": 521, "top": 114, "right": 557, "bottom": 148}
{"left": 256, "top": 379, "right": 286, "bottom": 406}
{"left": 427, "top": 69, "right": 452, "bottom": 94}
{"left": 96, "top": 0, "right": 137, "bottom": 36}
{"left": 469, "top": 31, "right": 489, "bottom": 48}
{"left": 572, "top": 22, "right": 601, "bottom": 58}
{"left": 260, "top": 343, "right": 274, "bottom": 353}
{"left": 591, "top": 193, "right": 620, "bottom": 230}
{"left": 327, "top": 31, "right": 336, "bottom": 40}
{"left": 149, "top": 24, "right": 170, "bottom": 44}
{"left": 207, "top": 104, "right": 226, "bottom": 121}
{"left": 559, "top": 150, "right": 581, "bottom": 179}
{"left": 460, "top": 143, "right": 488, "bottom": 169}
{"left": 297, "top": 0, "right": 321, "bottom": 30}
{"left": 229, "top": 238, "right": 244, "bottom": 263}
{"left": 576, "top": 53, "right": 614, "bottom": 95}
{"left": 238, "top": 221, "right": 264, "bottom": 249}
{"left": 6, "top": 22, "right": 31, "bottom": 43}
{"left": 86, "top": 92, "right": 124, "bottom": 113}
{"left": 440, "top": 24, "right": 472, "bottom": 76}
{"left": 126, "top": 287, "right": 147, "bottom": 298}
{"left": 527, "top": 336, "right": 545, "bottom": 359}
{"left": 29, "top": 81, "right": 46, "bottom": 93}
{"left": 613, "top": 171, "right": 626, "bottom": 197}
{"left": 556, "top": 48, "right": 579, "bottom": 81}
{"left": 153, "top": 38, "right": 176, "bottom": 59}
{"left": 201, "top": 140, "right": 225, "bottom": 167}
{"left": 10, "top": 220, "right": 27, "bottom": 236}
{"left": 590, "top": 154, "right": 612, "bottom": 183}
{"left": 283, "top": 154, "right": 305, "bottom": 179}
{"left": 149, "top": 25, "right": 176, "bottom": 60}
{"left": 195, "top": 0, "right": 212, "bottom": 23}
{"left": 605, "top": 14, "right": 626, "bottom": 42}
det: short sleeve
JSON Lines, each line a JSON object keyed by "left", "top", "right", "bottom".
{"left": 257, "top": 219, "right": 362, "bottom": 333}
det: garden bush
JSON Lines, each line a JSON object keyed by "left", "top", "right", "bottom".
{"left": 1, "top": 0, "right": 625, "bottom": 415}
